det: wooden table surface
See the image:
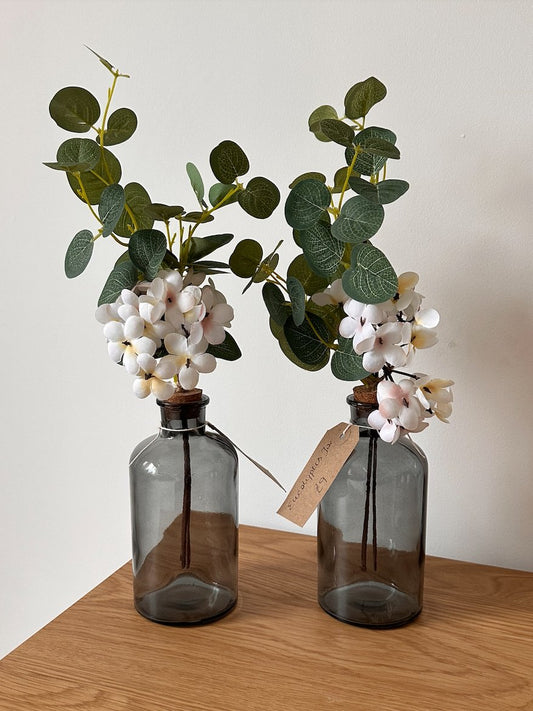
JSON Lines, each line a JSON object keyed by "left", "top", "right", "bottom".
{"left": 1, "top": 525, "right": 532, "bottom": 711}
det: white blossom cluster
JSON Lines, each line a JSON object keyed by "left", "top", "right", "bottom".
{"left": 95, "top": 270, "right": 234, "bottom": 399}
{"left": 313, "top": 271, "right": 454, "bottom": 443}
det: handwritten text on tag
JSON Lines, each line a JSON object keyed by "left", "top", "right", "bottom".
{"left": 277, "top": 423, "right": 359, "bottom": 527}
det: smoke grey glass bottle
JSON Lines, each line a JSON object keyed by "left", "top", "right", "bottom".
{"left": 129, "top": 391, "right": 238, "bottom": 625}
{"left": 317, "top": 393, "right": 428, "bottom": 628}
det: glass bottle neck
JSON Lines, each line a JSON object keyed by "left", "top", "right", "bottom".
{"left": 158, "top": 394, "right": 209, "bottom": 435}
{"left": 347, "top": 394, "right": 377, "bottom": 428}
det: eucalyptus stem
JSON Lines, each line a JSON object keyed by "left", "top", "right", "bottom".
{"left": 74, "top": 173, "right": 100, "bottom": 223}
{"left": 337, "top": 145, "right": 362, "bottom": 212}
{"left": 187, "top": 184, "right": 241, "bottom": 240}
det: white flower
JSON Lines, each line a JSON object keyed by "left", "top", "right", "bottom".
{"left": 95, "top": 301, "right": 120, "bottom": 324}
{"left": 368, "top": 379, "right": 428, "bottom": 443}
{"left": 416, "top": 376, "right": 454, "bottom": 422}
{"left": 411, "top": 325, "right": 439, "bottom": 350}
{"left": 164, "top": 323, "right": 216, "bottom": 390}
{"left": 355, "top": 321, "right": 410, "bottom": 372}
{"left": 103, "top": 315, "right": 157, "bottom": 374}
{"left": 201, "top": 282, "right": 234, "bottom": 345}
{"left": 133, "top": 354, "right": 177, "bottom": 400}
{"left": 339, "top": 299, "right": 387, "bottom": 347}
{"left": 311, "top": 279, "right": 349, "bottom": 307}
{"left": 387, "top": 272, "right": 423, "bottom": 316}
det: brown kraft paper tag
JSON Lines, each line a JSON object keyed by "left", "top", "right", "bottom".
{"left": 277, "top": 423, "right": 359, "bottom": 527}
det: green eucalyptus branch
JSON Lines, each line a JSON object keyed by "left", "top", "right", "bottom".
{"left": 228, "top": 76, "right": 408, "bottom": 383}
{"left": 44, "top": 47, "right": 280, "bottom": 308}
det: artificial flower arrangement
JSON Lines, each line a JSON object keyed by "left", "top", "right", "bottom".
{"left": 44, "top": 49, "right": 280, "bottom": 395}
{"left": 228, "top": 76, "right": 453, "bottom": 440}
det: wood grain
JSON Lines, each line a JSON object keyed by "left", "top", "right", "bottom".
{"left": 1, "top": 526, "right": 532, "bottom": 711}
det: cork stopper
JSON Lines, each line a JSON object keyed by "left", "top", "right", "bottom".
{"left": 163, "top": 388, "right": 203, "bottom": 405}
{"left": 352, "top": 383, "right": 378, "bottom": 405}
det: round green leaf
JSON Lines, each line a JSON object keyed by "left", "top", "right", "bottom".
{"left": 49, "top": 86, "right": 100, "bottom": 133}
{"left": 342, "top": 243, "right": 398, "bottom": 304}
{"left": 332, "top": 167, "right": 350, "bottom": 194}
{"left": 143, "top": 203, "right": 184, "bottom": 221}
{"left": 349, "top": 177, "right": 409, "bottom": 204}
{"left": 346, "top": 127, "right": 397, "bottom": 176}
{"left": 344, "top": 77, "right": 387, "bottom": 120}
{"left": 289, "top": 172, "right": 327, "bottom": 189}
{"left": 66, "top": 147, "right": 122, "bottom": 204}
{"left": 210, "top": 140, "right": 249, "bottom": 184}
{"left": 115, "top": 183, "right": 154, "bottom": 237}
{"left": 64, "top": 229, "right": 94, "bottom": 278}
{"left": 308, "top": 105, "right": 338, "bottom": 142}
{"left": 357, "top": 136, "right": 400, "bottom": 160}
{"left": 229, "top": 239, "right": 263, "bottom": 278}
{"left": 128, "top": 229, "right": 167, "bottom": 280}
{"left": 262, "top": 282, "right": 288, "bottom": 327}
{"left": 318, "top": 119, "right": 355, "bottom": 147}
{"left": 98, "top": 260, "right": 138, "bottom": 306}
{"left": 283, "top": 313, "right": 330, "bottom": 369}
{"left": 331, "top": 196, "right": 384, "bottom": 244}
{"left": 209, "top": 182, "right": 238, "bottom": 207}
{"left": 287, "top": 276, "right": 306, "bottom": 327}
{"left": 284, "top": 178, "right": 331, "bottom": 230}
{"left": 99, "top": 183, "right": 125, "bottom": 237}
{"left": 103, "top": 108, "right": 138, "bottom": 146}
{"left": 206, "top": 331, "right": 242, "bottom": 361}
{"left": 331, "top": 336, "right": 369, "bottom": 381}
{"left": 299, "top": 220, "right": 345, "bottom": 277}
{"left": 180, "top": 212, "right": 215, "bottom": 224}
{"left": 270, "top": 316, "right": 328, "bottom": 372}
{"left": 186, "top": 162, "right": 205, "bottom": 205}
{"left": 237, "top": 177, "right": 280, "bottom": 219}
{"left": 287, "top": 254, "right": 328, "bottom": 296}
{"left": 55, "top": 138, "right": 100, "bottom": 172}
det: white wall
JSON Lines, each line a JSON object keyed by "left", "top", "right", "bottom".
{"left": 1, "top": 0, "right": 532, "bottom": 658}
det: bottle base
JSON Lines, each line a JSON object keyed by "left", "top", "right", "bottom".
{"left": 135, "top": 573, "right": 237, "bottom": 625}
{"left": 319, "top": 581, "right": 421, "bottom": 628}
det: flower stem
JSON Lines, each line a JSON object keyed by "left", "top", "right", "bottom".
{"left": 371, "top": 432, "right": 378, "bottom": 571}
{"left": 361, "top": 430, "right": 378, "bottom": 572}
{"left": 180, "top": 416, "right": 192, "bottom": 570}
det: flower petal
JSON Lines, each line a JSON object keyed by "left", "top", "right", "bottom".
{"left": 339, "top": 317, "right": 357, "bottom": 339}
{"left": 137, "top": 353, "right": 156, "bottom": 374}
{"left": 154, "top": 355, "right": 178, "bottom": 380}
{"left": 211, "top": 302, "right": 234, "bottom": 325}
{"left": 415, "top": 308, "right": 440, "bottom": 329}
{"left": 108, "top": 341, "right": 126, "bottom": 363}
{"left": 380, "top": 420, "right": 400, "bottom": 443}
{"left": 178, "top": 365, "right": 199, "bottom": 390}
{"left": 164, "top": 332, "right": 187, "bottom": 356}
{"left": 123, "top": 349, "right": 141, "bottom": 375}
{"left": 124, "top": 316, "right": 145, "bottom": 341}
{"left": 192, "top": 352, "right": 216, "bottom": 373}
{"left": 133, "top": 377, "right": 151, "bottom": 399}
{"left": 103, "top": 321, "right": 125, "bottom": 342}
{"left": 151, "top": 378, "right": 176, "bottom": 401}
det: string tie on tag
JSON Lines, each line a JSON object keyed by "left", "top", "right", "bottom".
{"left": 129, "top": 422, "right": 285, "bottom": 492}
{"left": 340, "top": 423, "right": 353, "bottom": 439}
